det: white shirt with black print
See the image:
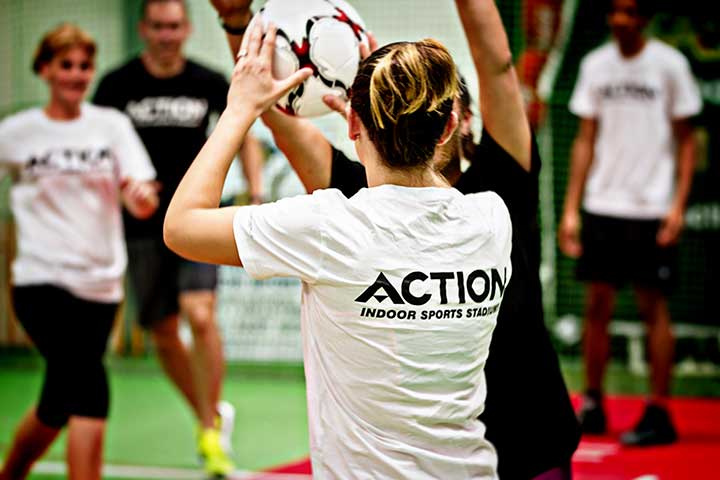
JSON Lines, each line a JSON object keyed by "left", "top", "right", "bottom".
{"left": 0, "top": 103, "right": 155, "bottom": 302}
{"left": 233, "top": 186, "right": 512, "bottom": 479}
{"left": 570, "top": 39, "right": 702, "bottom": 219}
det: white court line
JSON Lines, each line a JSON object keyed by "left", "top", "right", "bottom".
{"left": 32, "top": 461, "right": 312, "bottom": 479}
{"left": 573, "top": 441, "right": 619, "bottom": 463}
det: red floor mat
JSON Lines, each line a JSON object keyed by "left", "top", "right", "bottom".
{"left": 261, "top": 396, "right": 720, "bottom": 479}
{"left": 572, "top": 396, "right": 720, "bottom": 479}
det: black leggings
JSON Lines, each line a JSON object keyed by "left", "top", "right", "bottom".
{"left": 12, "top": 285, "right": 118, "bottom": 428}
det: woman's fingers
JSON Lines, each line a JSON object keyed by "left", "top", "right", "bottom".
{"left": 368, "top": 31, "right": 379, "bottom": 54}
{"left": 260, "top": 23, "right": 277, "bottom": 66}
{"left": 228, "top": 21, "right": 313, "bottom": 114}
{"left": 323, "top": 94, "right": 347, "bottom": 118}
{"left": 278, "top": 68, "right": 313, "bottom": 97}
{"left": 244, "top": 19, "right": 263, "bottom": 59}
{"left": 359, "top": 32, "right": 377, "bottom": 61}
{"left": 236, "top": 15, "right": 255, "bottom": 58}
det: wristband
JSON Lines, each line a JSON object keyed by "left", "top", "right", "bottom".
{"left": 219, "top": 13, "right": 251, "bottom": 35}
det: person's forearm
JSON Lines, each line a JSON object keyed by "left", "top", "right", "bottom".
{"left": 455, "top": 0, "right": 512, "bottom": 75}
{"left": 261, "top": 108, "right": 333, "bottom": 192}
{"left": 455, "top": 0, "right": 531, "bottom": 170}
{"left": 240, "top": 133, "right": 264, "bottom": 202}
{"left": 671, "top": 124, "right": 696, "bottom": 212}
{"left": 563, "top": 119, "right": 596, "bottom": 215}
{"left": 219, "top": 8, "right": 253, "bottom": 58}
{"left": 563, "top": 136, "right": 593, "bottom": 215}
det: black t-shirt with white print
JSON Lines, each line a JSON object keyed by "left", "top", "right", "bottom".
{"left": 94, "top": 57, "right": 229, "bottom": 239}
{"left": 329, "top": 130, "right": 581, "bottom": 479}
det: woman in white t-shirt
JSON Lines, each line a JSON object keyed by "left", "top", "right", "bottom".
{"left": 165, "top": 23, "right": 512, "bottom": 479}
{"left": 0, "top": 24, "right": 157, "bottom": 480}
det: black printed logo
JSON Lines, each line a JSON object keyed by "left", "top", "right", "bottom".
{"left": 355, "top": 269, "right": 508, "bottom": 306}
{"left": 23, "top": 148, "right": 114, "bottom": 178}
{"left": 599, "top": 82, "right": 657, "bottom": 101}
{"left": 126, "top": 96, "right": 209, "bottom": 128}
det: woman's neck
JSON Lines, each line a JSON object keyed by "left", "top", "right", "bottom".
{"left": 440, "top": 155, "right": 463, "bottom": 186}
{"left": 356, "top": 129, "right": 451, "bottom": 189}
{"left": 617, "top": 35, "right": 647, "bottom": 59}
{"left": 366, "top": 157, "right": 450, "bottom": 189}
{"left": 44, "top": 99, "right": 82, "bottom": 120}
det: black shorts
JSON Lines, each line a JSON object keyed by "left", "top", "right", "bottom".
{"left": 576, "top": 211, "right": 677, "bottom": 293}
{"left": 126, "top": 238, "right": 218, "bottom": 329}
{"left": 13, "top": 284, "right": 118, "bottom": 425}
{"left": 13, "top": 285, "right": 118, "bottom": 357}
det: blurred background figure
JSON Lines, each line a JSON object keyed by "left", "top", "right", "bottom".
{"left": 0, "top": 23, "right": 157, "bottom": 480}
{"left": 559, "top": 0, "right": 701, "bottom": 446}
{"left": 93, "top": 0, "right": 263, "bottom": 476}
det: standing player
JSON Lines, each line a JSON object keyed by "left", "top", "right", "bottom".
{"left": 559, "top": 0, "right": 701, "bottom": 445}
{"left": 93, "top": 0, "right": 261, "bottom": 475}
{"left": 0, "top": 24, "right": 157, "bottom": 480}
{"left": 209, "top": 0, "right": 581, "bottom": 477}
{"left": 165, "top": 20, "right": 513, "bottom": 478}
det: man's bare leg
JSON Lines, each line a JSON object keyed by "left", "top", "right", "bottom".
{"left": 179, "top": 290, "right": 224, "bottom": 429}
{"left": 151, "top": 315, "right": 201, "bottom": 418}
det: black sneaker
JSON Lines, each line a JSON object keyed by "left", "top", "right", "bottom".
{"left": 578, "top": 397, "right": 607, "bottom": 435}
{"left": 620, "top": 404, "right": 677, "bottom": 446}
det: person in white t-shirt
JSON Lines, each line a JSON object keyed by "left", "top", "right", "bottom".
{"left": 165, "top": 22, "right": 512, "bottom": 479}
{"left": 558, "top": 0, "right": 701, "bottom": 446}
{"left": 0, "top": 24, "right": 157, "bottom": 480}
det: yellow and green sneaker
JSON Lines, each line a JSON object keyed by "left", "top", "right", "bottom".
{"left": 197, "top": 427, "right": 235, "bottom": 478}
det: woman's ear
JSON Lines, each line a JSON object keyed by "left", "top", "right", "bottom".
{"left": 437, "top": 111, "right": 459, "bottom": 146}
{"left": 461, "top": 108, "right": 473, "bottom": 136}
{"left": 347, "top": 107, "right": 362, "bottom": 141}
{"left": 38, "top": 63, "right": 50, "bottom": 81}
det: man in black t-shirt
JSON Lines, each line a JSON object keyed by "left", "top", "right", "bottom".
{"left": 210, "top": 0, "right": 580, "bottom": 477}
{"left": 94, "top": 1, "right": 262, "bottom": 476}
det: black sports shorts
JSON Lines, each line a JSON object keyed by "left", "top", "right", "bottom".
{"left": 12, "top": 284, "right": 117, "bottom": 425}
{"left": 576, "top": 211, "right": 677, "bottom": 293}
{"left": 126, "top": 237, "right": 218, "bottom": 328}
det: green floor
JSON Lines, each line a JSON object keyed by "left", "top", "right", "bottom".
{"left": 0, "top": 352, "right": 309, "bottom": 477}
{"left": 1, "top": 350, "right": 718, "bottom": 479}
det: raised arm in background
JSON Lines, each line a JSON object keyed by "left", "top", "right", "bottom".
{"left": 558, "top": 117, "right": 597, "bottom": 257}
{"left": 239, "top": 132, "right": 266, "bottom": 203}
{"left": 260, "top": 108, "right": 334, "bottom": 192}
{"left": 454, "top": 0, "right": 532, "bottom": 171}
{"left": 212, "top": 0, "right": 253, "bottom": 62}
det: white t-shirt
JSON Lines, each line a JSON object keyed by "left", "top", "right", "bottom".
{"left": 0, "top": 104, "right": 155, "bottom": 302}
{"left": 570, "top": 39, "right": 702, "bottom": 219}
{"left": 233, "top": 186, "right": 512, "bottom": 479}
